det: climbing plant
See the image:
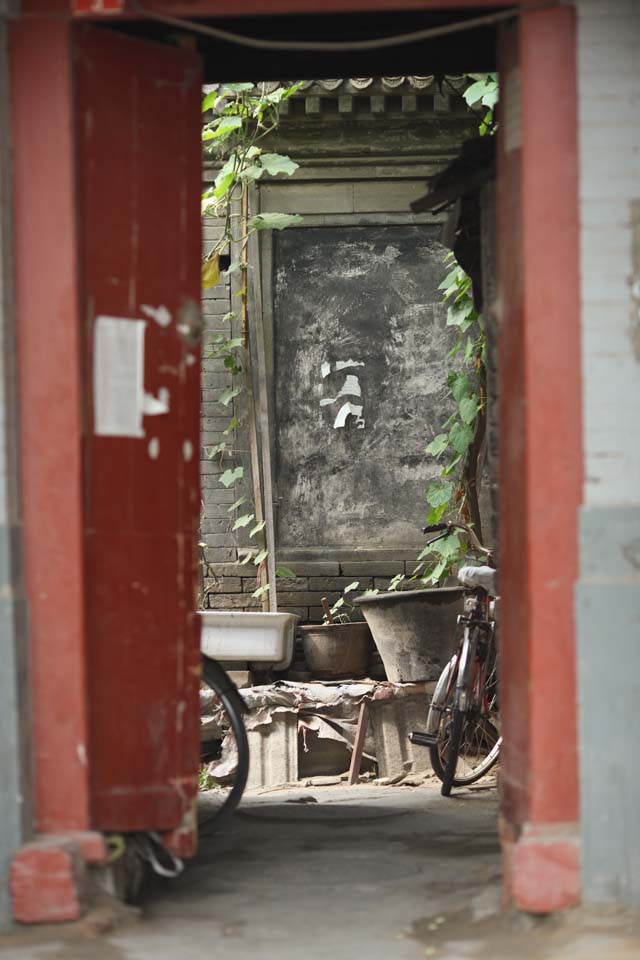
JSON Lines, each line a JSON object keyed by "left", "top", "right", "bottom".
{"left": 199, "top": 82, "right": 302, "bottom": 602}
{"left": 409, "top": 75, "right": 499, "bottom": 588}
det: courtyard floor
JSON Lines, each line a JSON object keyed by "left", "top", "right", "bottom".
{"left": 0, "top": 781, "right": 638, "bottom": 959}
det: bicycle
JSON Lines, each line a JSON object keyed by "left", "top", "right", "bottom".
{"left": 199, "top": 655, "right": 250, "bottom": 830}
{"left": 409, "top": 520, "right": 501, "bottom": 797}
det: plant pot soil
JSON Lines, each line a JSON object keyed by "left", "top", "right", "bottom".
{"left": 354, "top": 587, "right": 464, "bottom": 683}
{"left": 299, "top": 622, "right": 373, "bottom": 679}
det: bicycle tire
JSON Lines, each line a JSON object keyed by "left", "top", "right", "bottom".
{"left": 440, "top": 706, "right": 464, "bottom": 797}
{"left": 199, "top": 657, "right": 250, "bottom": 832}
{"left": 428, "top": 653, "right": 501, "bottom": 791}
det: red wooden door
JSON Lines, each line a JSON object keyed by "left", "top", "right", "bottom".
{"left": 74, "top": 26, "right": 202, "bottom": 846}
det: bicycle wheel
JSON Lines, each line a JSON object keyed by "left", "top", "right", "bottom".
{"left": 428, "top": 646, "right": 501, "bottom": 793}
{"left": 199, "top": 657, "right": 250, "bottom": 832}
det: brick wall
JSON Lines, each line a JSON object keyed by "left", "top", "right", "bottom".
{"left": 200, "top": 80, "right": 478, "bottom": 620}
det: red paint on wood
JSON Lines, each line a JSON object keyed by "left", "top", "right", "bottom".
{"left": 506, "top": 824, "right": 581, "bottom": 913}
{"left": 11, "top": 20, "right": 91, "bottom": 834}
{"left": 74, "top": 26, "right": 202, "bottom": 833}
{"left": 520, "top": 4, "right": 581, "bottom": 828}
{"left": 72, "top": 0, "right": 123, "bottom": 12}
{"left": 496, "top": 5, "right": 581, "bottom": 907}
{"left": 11, "top": 840, "right": 86, "bottom": 924}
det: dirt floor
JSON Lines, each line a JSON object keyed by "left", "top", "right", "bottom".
{"left": 1, "top": 780, "right": 639, "bottom": 959}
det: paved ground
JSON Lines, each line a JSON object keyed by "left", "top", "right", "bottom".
{"left": 1, "top": 780, "right": 638, "bottom": 959}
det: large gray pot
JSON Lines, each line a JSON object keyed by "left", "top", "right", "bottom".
{"left": 354, "top": 587, "right": 464, "bottom": 683}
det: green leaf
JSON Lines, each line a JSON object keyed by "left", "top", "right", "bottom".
{"left": 361, "top": 589, "right": 379, "bottom": 598}
{"left": 249, "top": 520, "right": 266, "bottom": 538}
{"left": 276, "top": 566, "right": 297, "bottom": 580}
{"left": 248, "top": 212, "right": 304, "bottom": 232}
{"left": 448, "top": 373, "right": 471, "bottom": 402}
{"left": 425, "top": 433, "right": 448, "bottom": 457}
{"left": 232, "top": 513, "right": 254, "bottom": 531}
{"left": 218, "top": 386, "right": 241, "bottom": 407}
{"left": 223, "top": 416, "right": 240, "bottom": 435}
{"left": 388, "top": 574, "right": 405, "bottom": 592}
{"left": 207, "top": 441, "right": 226, "bottom": 459}
{"left": 227, "top": 496, "right": 247, "bottom": 512}
{"left": 459, "top": 394, "right": 479, "bottom": 424}
{"left": 239, "top": 550, "right": 254, "bottom": 565}
{"left": 432, "top": 533, "right": 461, "bottom": 561}
{"left": 449, "top": 421, "right": 474, "bottom": 455}
{"left": 252, "top": 583, "right": 270, "bottom": 599}
{"left": 422, "top": 559, "right": 447, "bottom": 585}
{"left": 210, "top": 115, "right": 242, "bottom": 140}
{"left": 343, "top": 581, "right": 360, "bottom": 595}
{"left": 213, "top": 172, "right": 235, "bottom": 200}
{"left": 425, "top": 479, "right": 453, "bottom": 509}
{"left": 221, "top": 82, "right": 254, "bottom": 93}
{"left": 442, "top": 452, "right": 463, "bottom": 476}
{"left": 202, "top": 91, "right": 218, "bottom": 113}
{"left": 219, "top": 466, "right": 244, "bottom": 488}
{"left": 253, "top": 548, "right": 268, "bottom": 565}
{"left": 259, "top": 153, "right": 299, "bottom": 177}
{"left": 330, "top": 597, "right": 345, "bottom": 614}
{"left": 239, "top": 165, "right": 265, "bottom": 182}
{"left": 426, "top": 503, "right": 448, "bottom": 525}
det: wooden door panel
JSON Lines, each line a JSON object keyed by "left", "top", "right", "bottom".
{"left": 75, "top": 25, "right": 202, "bottom": 836}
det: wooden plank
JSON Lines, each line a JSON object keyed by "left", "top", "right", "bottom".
{"left": 249, "top": 201, "right": 278, "bottom": 612}
{"left": 348, "top": 700, "right": 370, "bottom": 786}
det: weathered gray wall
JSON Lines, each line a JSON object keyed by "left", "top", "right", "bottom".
{"left": 272, "top": 223, "right": 454, "bottom": 554}
{"left": 575, "top": 0, "right": 640, "bottom": 908}
{"left": 201, "top": 81, "right": 477, "bottom": 620}
{"left": 0, "top": 17, "right": 31, "bottom": 928}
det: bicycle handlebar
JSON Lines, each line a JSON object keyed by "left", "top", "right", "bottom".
{"left": 422, "top": 520, "right": 492, "bottom": 559}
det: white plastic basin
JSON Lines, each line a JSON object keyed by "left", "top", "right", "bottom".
{"left": 199, "top": 611, "right": 299, "bottom": 670}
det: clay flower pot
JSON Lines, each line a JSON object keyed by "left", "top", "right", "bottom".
{"left": 299, "top": 622, "right": 373, "bottom": 679}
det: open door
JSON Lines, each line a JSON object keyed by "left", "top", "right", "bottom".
{"left": 74, "top": 25, "right": 203, "bottom": 851}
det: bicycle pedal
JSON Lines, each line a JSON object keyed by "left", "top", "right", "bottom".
{"left": 408, "top": 730, "right": 438, "bottom": 749}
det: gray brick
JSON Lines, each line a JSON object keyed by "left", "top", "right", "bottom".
{"left": 210, "top": 562, "right": 256, "bottom": 577}
{"left": 202, "top": 502, "right": 237, "bottom": 520}
{"left": 202, "top": 417, "right": 235, "bottom": 433}
{"left": 203, "top": 547, "right": 236, "bottom": 563}
{"left": 203, "top": 534, "right": 235, "bottom": 547}
{"left": 204, "top": 577, "right": 242, "bottom": 593}
{"left": 272, "top": 591, "right": 344, "bottom": 607}
{"left": 200, "top": 519, "right": 230, "bottom": 535}
{"left": 202, "top": 283, "right": 231, "bottom": 301}
{"left": 308, "top": 576, "right": 373, "bottom": 592}
{"left": 209, "top": 593, "right": 261, "bottom": 610}
{"left": 203, "top": 304, "right": 233, "bottom": 321}
{"left": 275, "top": 561, "right": 340, "bottom": 576}
{"left": 267, "top": 576, "right": 309, "bottom": 591}
{"left": 340, "top": 561, "right": 405, "bottom": 576}
{"left": 277, "top": 606, "right": 307, "bottom": 619}
{"left": 201, "top": 373, "right": 233, "bottom": 390}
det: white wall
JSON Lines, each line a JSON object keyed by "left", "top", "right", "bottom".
{"left": 576, "top": 0, "right": 640, "bottom": 908}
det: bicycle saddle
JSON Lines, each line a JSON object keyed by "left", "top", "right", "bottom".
{"left": 457, "top": 565, "right": 497, "bottom": 595}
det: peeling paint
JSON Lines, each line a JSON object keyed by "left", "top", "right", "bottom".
{"left": 335, "top": 359, "right": 365, "bottom": 372}
{"left": 142, "top": 386, "right": 170, "bottom": 416}
{"left": 93, "top": 315, "right": 146, "bottom": 438}
{"left": 183, "top": 439, "right": 194, "bottom": 462}
{"left": 140, "top": 303, "right": 172, "bottom": 328}
{"left": 148, "top": 437, "right": 160, "bottom": 459}
{"left": 334, "top": 402, "right": 365, "bottom": 429}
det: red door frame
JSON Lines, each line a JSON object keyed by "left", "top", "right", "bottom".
{"left": 8, "top": 0, "right": 582, "bottom": 920}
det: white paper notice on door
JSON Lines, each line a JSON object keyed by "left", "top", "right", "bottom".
{"left": 94, "top": 316, "right": 146, "bottom": 438}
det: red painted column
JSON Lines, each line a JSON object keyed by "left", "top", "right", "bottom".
{"left": 10, "top": 20, "right": 91, "bottom": 835}
{"left": 497, "top": 6, "right": 582, "bottom": 913}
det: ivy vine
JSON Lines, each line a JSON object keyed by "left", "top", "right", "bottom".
{"left": 200, "top": 82, "right": 302, "bottom": 602}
